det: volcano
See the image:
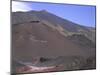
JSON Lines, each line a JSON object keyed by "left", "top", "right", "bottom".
{"left": 11, "top": 10, "right": 96, "bottom": 73}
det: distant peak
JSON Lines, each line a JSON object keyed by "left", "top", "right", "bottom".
{"left": 39, "top": 10, "right": 48, "bottom": 13}
{"left": 12, "top": 10, "right": 48, "bottom": 13}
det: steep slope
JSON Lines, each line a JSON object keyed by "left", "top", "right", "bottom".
{"left": 12, "top": 10, "right": 95, "bottom": 62}
{"left": 12, "top": 20, "right": 95, "bottom": 61}
{"left": 12, "top": 10, "right": 96, "bottom": 73}
{"left": 12, "top": 10, "right": 95, "bottom": 42}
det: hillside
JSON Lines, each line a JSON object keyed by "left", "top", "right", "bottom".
{"left": 12, "top": 10, "right": 96, "bottom": 74}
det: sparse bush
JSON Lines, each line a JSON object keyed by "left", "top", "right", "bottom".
{"left": 39, "top": 57, "right": 50, "bottom": 63}
{"left": 81, "top": 56, "right": 96, "bottom": 69}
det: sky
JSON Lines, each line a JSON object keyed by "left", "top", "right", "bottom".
{"left": 12, "top": 1, "right": 96, "bottom": 27}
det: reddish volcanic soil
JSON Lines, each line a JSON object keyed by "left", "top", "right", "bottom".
{"left": 16, "top": 65, "right": 64, "bottom": 73}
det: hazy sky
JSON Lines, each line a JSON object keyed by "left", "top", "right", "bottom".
{"left": 12, "top": 1, "right": 96, "bottom": 27}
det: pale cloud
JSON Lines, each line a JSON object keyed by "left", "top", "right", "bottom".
{"left": 12, "top": 1, "right": 31, "bottom": 12}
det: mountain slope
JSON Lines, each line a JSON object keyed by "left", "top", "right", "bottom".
{"left": 12, "top": 10, "right": 95, "bottom": 42}
{"left": 12, "top": 10, "right": 95, "bottom": 60}
{"left": 12, "top": 10, "right": 96, "bottom": 73}
{"left": 12, "top": 10, "right": 95, "bottom": 61}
